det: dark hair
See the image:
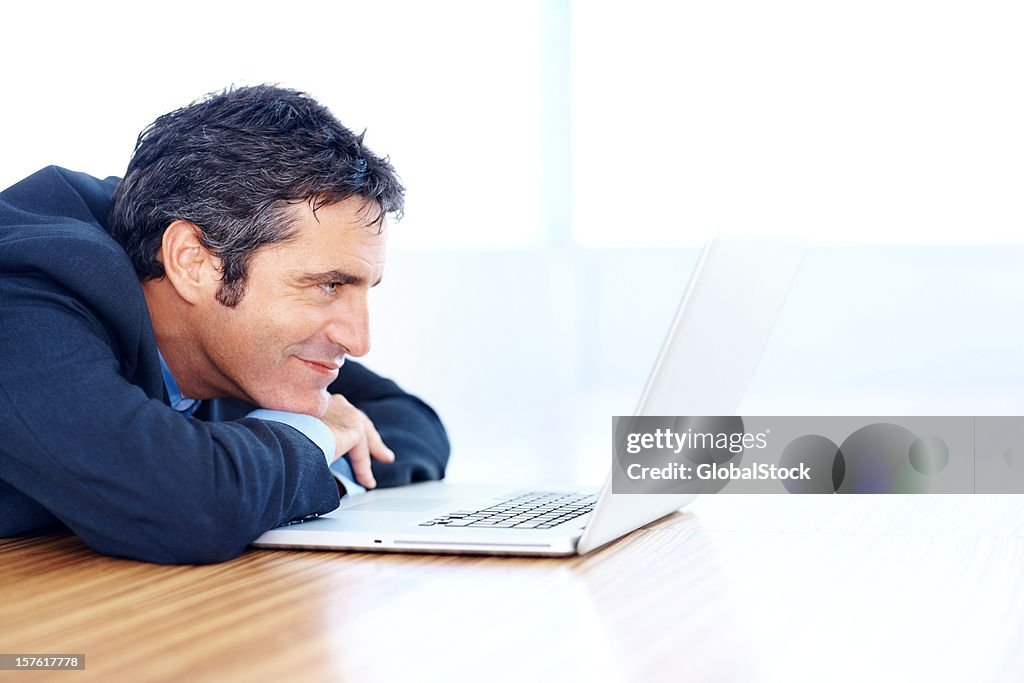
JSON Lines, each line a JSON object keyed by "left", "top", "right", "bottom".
{"left": 108, "top": 84, "right": 405, "bottom": 307}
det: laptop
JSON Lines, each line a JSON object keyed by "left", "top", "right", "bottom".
{"left": 252, "top": 237, "right": 806, "bottom": 556}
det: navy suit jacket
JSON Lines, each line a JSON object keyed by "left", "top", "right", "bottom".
{"left": 0, "top": 166, "right": 449, "bottom": 564}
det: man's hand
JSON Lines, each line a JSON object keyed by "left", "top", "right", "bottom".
{"left": 320, "top": 394, "right": 395, "bottom": 489}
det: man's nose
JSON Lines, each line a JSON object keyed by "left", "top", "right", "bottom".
{"left": 324, "top": 297, "right": 371, "bottom": 358}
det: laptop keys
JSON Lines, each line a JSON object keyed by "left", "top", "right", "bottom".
{"left": 418, "top": 492, "right": 595, "bottom": 529}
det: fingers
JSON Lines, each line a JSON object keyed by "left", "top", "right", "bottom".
{"left": 365, "top": 420, "right": 395, "bottom": 464}
{"left": 347, "top": 416, "right": 394, "bottom": 489}
{"left": 347, "top": 434, "right": 376, "bottom": 489}
{"left": 322, "top": 394, "right": 394, "bottom": 490}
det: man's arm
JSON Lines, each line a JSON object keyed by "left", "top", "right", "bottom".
{"left": 0, "top": 274, "right": 341, "bottom": 565}
{"left": 203, "top": 362, "right": 451, "bottom": 492}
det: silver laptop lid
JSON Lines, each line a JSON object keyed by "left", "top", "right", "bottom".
{"left": 577, "top": 236, "right": 806, "bottom": 554}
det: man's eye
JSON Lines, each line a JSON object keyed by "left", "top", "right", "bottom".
{"left": 317, "top": 282, "right": 339, "bottom": 295}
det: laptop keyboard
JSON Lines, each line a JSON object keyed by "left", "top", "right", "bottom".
{"left": 419, "top": 491, "right": 597, "bottom": 529}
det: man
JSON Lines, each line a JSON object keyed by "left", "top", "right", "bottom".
{"left": 0, "top": 85, "right": 450, "bottom": 564}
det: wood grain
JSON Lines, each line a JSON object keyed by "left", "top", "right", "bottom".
{"left": 2, "top": 497, "right": 1023, "bottom": 682}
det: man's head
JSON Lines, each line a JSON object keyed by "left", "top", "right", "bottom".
{"left": 109, "top": 85, "right": 404, "bottom": 416}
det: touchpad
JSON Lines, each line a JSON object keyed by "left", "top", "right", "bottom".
{"left": 342, "top": 498, "right": 449, "bottom": 513}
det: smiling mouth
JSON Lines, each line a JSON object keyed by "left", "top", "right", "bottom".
{"left": 297, "top": 357, "right": 342, "bottom": 375}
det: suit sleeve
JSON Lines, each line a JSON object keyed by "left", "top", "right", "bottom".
{"left": 328, "top": 361, "right": 450, "bottom": 488}
{"left": 0, "top": 274, "right": 341, "bottom": 565}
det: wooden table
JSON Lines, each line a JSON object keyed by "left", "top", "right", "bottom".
{"left": 3, "top": 495, "right": 1023, "bottom": 682}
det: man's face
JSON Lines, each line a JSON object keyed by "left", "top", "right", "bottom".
{"left": 199, "top": 196, "right": 386, "bottom": 417}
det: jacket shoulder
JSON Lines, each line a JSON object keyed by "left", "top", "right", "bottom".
{"left": 1, "top": 165, "right": 121, "bottom": 227}
{"left": 0, "top": 166, "right": 149, "bottom": 372}
{"left": 0, "top": 166, "right": 134, "bottom": 285}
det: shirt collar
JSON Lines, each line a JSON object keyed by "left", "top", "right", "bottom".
{"left": 158, "top": 351, "right": 199, "bottom": 414}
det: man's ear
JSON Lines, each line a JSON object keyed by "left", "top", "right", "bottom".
{"left": 158, "top": 220, "right": 221, "bottom": 305}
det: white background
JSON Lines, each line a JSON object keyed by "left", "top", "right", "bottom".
{"left": 4, "top": 1, "right": 1024, "bottom": 485}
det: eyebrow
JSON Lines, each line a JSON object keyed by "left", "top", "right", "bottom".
{"left": 290, "top": 269, "right": 383, "bottom": 288}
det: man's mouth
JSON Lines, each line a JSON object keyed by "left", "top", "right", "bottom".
{"left": 296, "top": 357, "right": 343, "bottom": 375}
